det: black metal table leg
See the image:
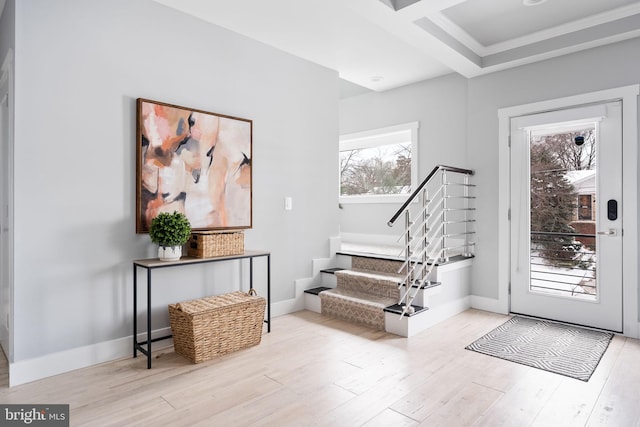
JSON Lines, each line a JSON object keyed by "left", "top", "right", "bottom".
{"left": 267, "top": 254, "right": 271, "bottom": 332}
{"left": 133, "top": 264, "right": 137, "bottom": 358}
{"left": 250, "top": 257, "right": 254, "bottom": 290}
{"left": 147, "top": 269, "right": 152, "bottom": 369}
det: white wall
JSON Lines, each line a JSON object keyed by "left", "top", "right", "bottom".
{"left": 468, "top": 37, "right": 640, "bottom": 302}
{"left": 338, "top": 73, "right": 468, "bottom": 238}
{"left": 12, "top": 0, "right": 339, "bottom": 364}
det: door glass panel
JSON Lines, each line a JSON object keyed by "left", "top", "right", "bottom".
{"left": 529, "top": 124, "right": 597, "bottom": 300}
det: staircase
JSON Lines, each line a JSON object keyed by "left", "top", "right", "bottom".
{"left": 304, "top": 252, "right": 472, "bottom": 336}
{"left": 305, "top": 165, "right": 476, "bottom": 337}
{"left": 320, "top": 256, "right": 406, "bottom": 331}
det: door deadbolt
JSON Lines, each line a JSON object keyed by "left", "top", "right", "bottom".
{"left": 607, "top": 199, "right": 618, "bottom": 221}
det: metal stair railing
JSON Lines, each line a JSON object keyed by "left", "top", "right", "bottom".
{"left": 388, "top": 165, "right": 475, "bottom": 317}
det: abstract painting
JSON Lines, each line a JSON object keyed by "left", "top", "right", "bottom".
{"left": 136, "top": 98, "right": 252, "bottom": 233}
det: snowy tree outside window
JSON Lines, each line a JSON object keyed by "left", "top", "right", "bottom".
{"left": 339, "top": 122, "right": 418, "bottom": 204}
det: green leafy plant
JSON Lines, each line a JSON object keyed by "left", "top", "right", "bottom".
{"left": 149, "top": 211, "right": 192, "bottom": 248}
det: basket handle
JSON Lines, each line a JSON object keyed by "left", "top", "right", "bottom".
{"left": 247, "top": 288, "right": 258, "bottom": 297}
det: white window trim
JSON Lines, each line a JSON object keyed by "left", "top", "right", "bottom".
{"left": 339, "top": 121, "right": 419, "bottom": 204}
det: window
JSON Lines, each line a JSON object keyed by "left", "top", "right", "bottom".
{"left": 339, "top": 122, "right": 418, "bottom": 203}
{"left": 578, "top": 194, "right": 594, "bottom": 220}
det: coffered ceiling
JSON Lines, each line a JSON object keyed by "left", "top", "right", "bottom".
{"left": 152, "top": 0, "right": 640, "bottom": 93}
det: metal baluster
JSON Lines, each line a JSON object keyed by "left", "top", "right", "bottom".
{"left": 404, "top": 209, "right": 411, "bottom": 307}
{"left": 440, "top": 170, "right": 448, "bottom": 263}
{"left": 422, "top": 187, "right": 428, "bottom": 283}
{"left": 464, "top": 173, "right": 470, "bottom": 257}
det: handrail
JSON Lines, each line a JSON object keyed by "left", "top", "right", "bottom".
{"left": 387, "top": 163, "right": 475, "bottom": 317}
{"left": 387, "top": 164, "right": 474, "bottom": 226}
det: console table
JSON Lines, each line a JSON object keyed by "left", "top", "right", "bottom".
{"left": 132, "top": 250, "right": 271, "bottom": 368}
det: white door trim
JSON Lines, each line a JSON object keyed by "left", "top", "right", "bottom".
{"left": 497, "top": 84, "right": 639, "bottom": 337}
{"left": 0, "top": 48, "right": 14, "bottom": 361}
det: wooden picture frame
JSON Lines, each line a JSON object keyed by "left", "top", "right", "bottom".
{"left": 136, "top": 98, "right": 252, "bottom": 233}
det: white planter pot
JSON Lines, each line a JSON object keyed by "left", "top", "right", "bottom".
{"left": 158, "top": 245, "right": 182, "bottom": 261}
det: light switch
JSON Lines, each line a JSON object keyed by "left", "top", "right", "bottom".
{"left": 284, "top": 197, "right": 293, "bottom": 211}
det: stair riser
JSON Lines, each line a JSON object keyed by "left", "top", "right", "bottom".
{"left": 398, "top": 284, "right": 441, "bottom": 307}
{"left": 351, "top": 256, "right": 406, "bottom": 275}
{"left": 304, "top": 293, "right": 322, "bottom": 314}
{"left": 335, "top": 254, "right": 353, "bottom": 269}
{"left": 320, "top": 294, "right": 386, "bottom": 331}
{"left": 320, "top": 272, "right": 338, "bottom": 287}
{"left": 417, "top": 268, "right": 438, "bottom": 283}
{"left": 336, "top": 273, "right": 400, "bottom": 299}
{"left": 384, "top": 296, "right": 470, "bottom": 337}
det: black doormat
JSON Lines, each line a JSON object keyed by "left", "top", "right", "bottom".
{"left": 465, "top": 316, "right": 613, "bottom": 381}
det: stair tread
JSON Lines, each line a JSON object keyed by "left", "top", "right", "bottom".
{"left": 410, "top": 281, "right": 442, "bottom": 289}
{"left": 320, "top": 268, "right": 345, "bottom": 274}
{"left": 384, "top": 303, "right": 429, "bottom": 317}
{"left": 304, "top": 286, "right": 332, "bottom": 295}
{"left": 337, "top": 250, "right": 474, "bottom": 266}
{"left": 337, "top": 250, "right": 409, "bottom": 263}
{"left": 320, "top": 288, "right": 397, "bottom": 308}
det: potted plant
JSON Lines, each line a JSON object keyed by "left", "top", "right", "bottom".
{"left": 149, "top": 211, "right": 192, "bottom": 261}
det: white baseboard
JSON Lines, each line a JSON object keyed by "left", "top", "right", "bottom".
{"left": 270, "top": 299, "right": 303, "bottom": 317}
{"left": 470, "top": 295, "right": 508, "bottom": 314}
{"left": 270, "top": 277, "right": 316, "bottom": 318}
{"left": 9, "top": 327, "right": 173, "bottom": 387}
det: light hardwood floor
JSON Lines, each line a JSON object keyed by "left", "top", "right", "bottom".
{"left": 0, "top": 309, "right": 639, "bottom": 426}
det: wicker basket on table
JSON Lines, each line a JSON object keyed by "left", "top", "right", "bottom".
{"left": 168, "top": 289, "right": 265, "bottom": 363}
{"left": 188, "top": 230, "right": 244, "bottom": 258}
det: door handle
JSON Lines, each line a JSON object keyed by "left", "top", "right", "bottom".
{"left": 597, "top": 229, "right": 617, "bottom": 236}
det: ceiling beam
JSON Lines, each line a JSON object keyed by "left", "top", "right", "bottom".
{"left": 378, "top": 0, "right": 422, "bottom": 12}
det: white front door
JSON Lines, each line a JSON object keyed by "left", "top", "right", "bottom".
{"left": 510, "top": 101, "right": 623, "bottom": 332}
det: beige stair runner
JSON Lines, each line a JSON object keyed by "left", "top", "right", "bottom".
{"left": 319, "top": 256, "right": 404, "bottom": 330}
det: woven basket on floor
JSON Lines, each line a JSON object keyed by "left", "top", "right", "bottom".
{"left": 187, "top": 230, "right": 244, "bottom": 258}
{"left": 168, "top": 290, "right": 265, "bottom": 363}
